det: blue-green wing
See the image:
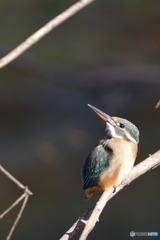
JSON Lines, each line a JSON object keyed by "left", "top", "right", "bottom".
{"left": 81, "top": 141, "right": 111, "bottom": 189}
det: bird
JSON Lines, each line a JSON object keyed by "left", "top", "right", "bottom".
{"left": 81, "top": 104, "right": 139, "bottom": 199}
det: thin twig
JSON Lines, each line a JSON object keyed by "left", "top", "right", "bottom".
{"left": 155, "top": 99, "right": 160, "bottom": 109}
{"left": 0, "top": 164, "right": 32, "bottom": 239}
{"left": 60, "top": 150, "right": 160, "bottom": 240}
{"left": 0, "top": 165, "right": 33, "bottom": 195}
{"left": 0, "top": 192, "right": 26, "bottom": 219}
{"left": 59, "top": 205, "right": 95, "bottom": 240}
{"left": 6, "top": 194, "right": 29, "bottom": 240}
{"left": 0, "top": 0, "right": 95, "bottom": 68}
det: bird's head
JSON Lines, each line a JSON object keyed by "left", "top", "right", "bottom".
{"left": 88, "top": 104, "right": 139, "bottom": 144}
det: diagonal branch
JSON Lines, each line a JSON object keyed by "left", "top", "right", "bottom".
{"left": 0, "top": 164, "right": 32, "bottom": 195}
{"left": 60, "top": 150, "right": 160, "bottom": 240}
{"left": 0, "top": 0, "right": 95, "bottom": 68}
{"left": 0, "top": 165, "right": 33, "bottom": 239}
{"left": 155, "top": 99, "right": 160, "bottom": 109}
{"left": 0, "top": 192, "right": 26, "bottom": 219}
{"left": 6, "top": 194, "right": 29, "bottom": 240}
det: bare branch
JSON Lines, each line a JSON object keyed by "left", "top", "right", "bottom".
{"left": 60, "top": 150, "right": 160, "bottom": 240}
{"left": 155, "top": 99, "right": 160, "bottom": 109}
{"left": 0, "top": 164, "right": 32, "bottom": 195}
{"left": 0, "top": 165, "right": 33, "bottom": 239}
{"left": 6, "top": 194, "right": 29, "bottom": 240}
{"left": 0, "top": 0, "right": 94, "bottom": 68}
{"left": 0, "top": 192, "right": 26, "bottom": 219}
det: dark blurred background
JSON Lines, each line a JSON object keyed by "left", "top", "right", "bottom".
{"left": 0, "top": 0, "right": 160, "bottom": 239}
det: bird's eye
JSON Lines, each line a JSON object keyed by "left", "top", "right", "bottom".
{"left": 119, "top": 123, "right": 125, "bottom": 128}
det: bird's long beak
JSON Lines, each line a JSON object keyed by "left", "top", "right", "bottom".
{"left": 88, "top": 104, "right": 116, "bottom": 126}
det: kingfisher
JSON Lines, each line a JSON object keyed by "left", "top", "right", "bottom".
{"left": 82, "top": 104, "right": 139, "bottom": 199}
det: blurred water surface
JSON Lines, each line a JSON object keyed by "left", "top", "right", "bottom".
{"left": 0, "top": 1, "right": 160, "bottom": 240}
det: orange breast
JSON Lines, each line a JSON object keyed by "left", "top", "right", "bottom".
{"left": 98, "top": 162, "right": 122, "bottom": 190}
{"left": 85, "top": 138, "right": 138, "bottom": 199}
